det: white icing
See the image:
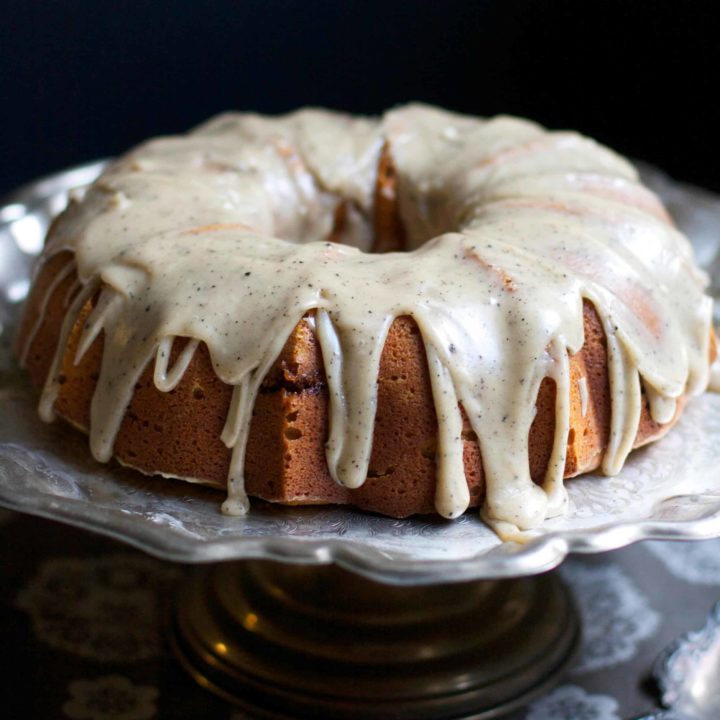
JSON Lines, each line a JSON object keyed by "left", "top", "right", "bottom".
{"left": 26, "top": 104, "right": 715, "bottom": 530}
{"left": 578, "top": 376, "right": 589, "bottom": 418}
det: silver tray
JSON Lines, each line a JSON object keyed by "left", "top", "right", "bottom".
{"left": 1, "top": 160, "right": 720, "bottom": 585}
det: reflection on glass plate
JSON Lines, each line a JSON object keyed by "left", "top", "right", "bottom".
{"left": 1, "top": 160, "right": 720, "bottom": 585}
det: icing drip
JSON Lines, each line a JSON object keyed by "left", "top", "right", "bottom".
{"left": 543, "top": 338, "right": 571, "bottom": 514}
{"left": 425, "top": 343, "right": 470, "bottom": 519}
{"left": 578, "top": 376, "right": 589, "bottom": 418}
{"left": 315, "top": 307, "right": 393, "bottom": 491}
{"left": 18, "top": 256, "right": 76, "bottom": 366}
{"left": 153, "top": 337, "right": 200, "bottom": 392}
{"left": 38, "top": 279, "right": 99, "bottom": 423}
{"left": 74, "top": 287, "right": 122, "bottom": 365}
{"left": 601, "top": 314, "right": 642, "bottom": 476}
{"left": 221, "top": 378, "right": 253, "bottom": 516}
{"left": 27, "top": 104, "right": 714, "bottom": 531}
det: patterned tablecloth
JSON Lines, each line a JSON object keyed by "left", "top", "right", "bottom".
{"left": 1, "top": 506, "right": 717, "bottom": 720}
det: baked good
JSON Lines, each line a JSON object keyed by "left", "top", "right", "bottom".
{"left": 15, "top": 104, "right": 716, "bottom": 532}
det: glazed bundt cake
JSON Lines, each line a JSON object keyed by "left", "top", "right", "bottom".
{"left": 15, "top": 104, "right": 716, "bottom": 532}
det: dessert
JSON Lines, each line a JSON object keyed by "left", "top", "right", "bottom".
{"left": 15, "top": 104, "right": 716, "bottom": 532}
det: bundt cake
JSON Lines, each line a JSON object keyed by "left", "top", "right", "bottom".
{"left": 14, "top": 104, "right": 716, "bottom": 533}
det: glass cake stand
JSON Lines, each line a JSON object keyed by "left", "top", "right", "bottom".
{"left": 2, "top": 161, "right": 720, "bottom": 719}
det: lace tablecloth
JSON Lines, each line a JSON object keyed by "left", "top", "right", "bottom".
{"left": 1, "top": 506, "right": 717, "bottom": 720}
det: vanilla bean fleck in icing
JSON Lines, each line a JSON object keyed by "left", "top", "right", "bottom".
{"left": 25, "top": 104, "right": 715, "bottom": 531}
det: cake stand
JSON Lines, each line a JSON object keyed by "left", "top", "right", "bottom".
{"left": 2, "top": 162, "right": 720, "bottom": 719}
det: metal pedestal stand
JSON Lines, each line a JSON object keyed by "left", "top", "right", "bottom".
{"left": 170, "top": 561, "right": 579, "bottom": 719}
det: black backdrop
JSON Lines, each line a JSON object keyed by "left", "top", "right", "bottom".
{"left": 2, "top": 0, "right": 719, "bottom": 195}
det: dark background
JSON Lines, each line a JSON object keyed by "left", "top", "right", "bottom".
{"left": 2, "top": 0, "right": 719, "bottom": 196}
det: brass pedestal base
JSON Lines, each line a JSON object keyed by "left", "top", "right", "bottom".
{"left": 170, "top": 561, "right": 579, "bottom": 719}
